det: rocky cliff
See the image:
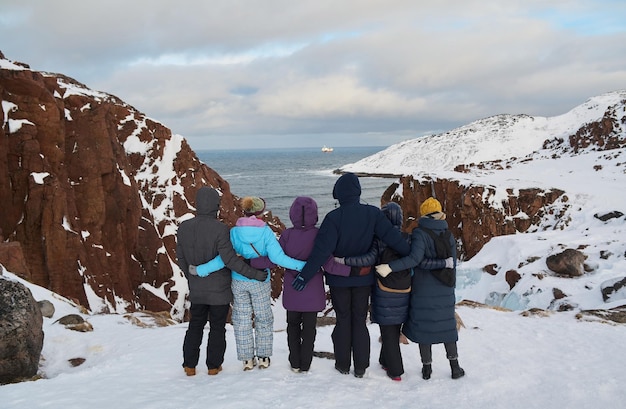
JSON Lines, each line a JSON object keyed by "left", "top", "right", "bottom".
{"left": 2, "top": 50, "right": 623, "bottom": 319}
{"left": 0, "top": 52, "right": 282, "bottom": 320}
{"left": 380, "top": 178, "right": 566, "bottom": 259}
{"left": 370, "top": 95, "right": 626, "bottom": 260}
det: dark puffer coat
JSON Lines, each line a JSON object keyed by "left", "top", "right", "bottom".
{"left": 344, "top": 202, "right": 411, "bottom": 325}
{"left": 176, "top": 187, "right": 263, "bottom": 305}
{"left": 299, "top": 173, "right": 410, "bottom": 287}
{"left": 390, "top": 216, "right": 458, "bottom": 344}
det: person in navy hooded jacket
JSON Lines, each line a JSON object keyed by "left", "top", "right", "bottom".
{"left": 293, "top": 173, "right": 410, "bottom": 378}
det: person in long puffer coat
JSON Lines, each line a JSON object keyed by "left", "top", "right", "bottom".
{"left": 376, "top": 197, "right": 465, "bottom": 380}
{"left": 340, "top": 202, "right": 448, "bottom": 381}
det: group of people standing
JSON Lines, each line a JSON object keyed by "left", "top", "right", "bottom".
{"left": 175, "top": 172, "right": 465, "bottom": 382}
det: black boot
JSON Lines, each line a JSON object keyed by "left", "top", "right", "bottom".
{"left": 421, "top": 364, "right": 432, "bottom": 380}
{"left": 449, "top": 359, "right": 465, "bottom": 379}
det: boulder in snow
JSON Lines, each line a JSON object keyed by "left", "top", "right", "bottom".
{"left": 0, "top": 277, "right": 44, "bottom": 384}
{"left": 546, "top": 249, "right": 587, "bottom": 277}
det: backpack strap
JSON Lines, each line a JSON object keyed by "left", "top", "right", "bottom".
{"left": 419, "top": 226, "right": 452, "bottom": 258}
{"left": 249, "top": 243, "right": 262, "bottom": 257}
{"left": 418, "top": 226, "right": 456, "bottom": 287}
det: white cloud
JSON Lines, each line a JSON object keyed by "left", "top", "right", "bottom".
{"left": 1, "top": 0, "right": 625, "bottom": 149}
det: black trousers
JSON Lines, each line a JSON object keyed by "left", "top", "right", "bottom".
{"left": 286, "top": 310, "right": 318, "bottom": 371}
{"left": 418, "top": 342, "right": 459, "bottom": 364}
{"left": 182, "top": 303, "right": 229, "bottom": 370}
{"left": 379, "top": 324, "right": 404, "bottom": 377}
{"left": 329, "top": 285, "right": 372, "bottom": 372}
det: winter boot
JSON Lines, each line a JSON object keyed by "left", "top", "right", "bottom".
{"left": 258, "top": 356, "right": 271, "bottom": 369}
{"left": 422, "top": 364, "right": 432, "bottom": 380}
{"left": 183, "top": 367, "right": 196, "bottom": 376}
{"left": 449, "top": 359, "right": 465, "bottom": 379}
{"left": 208, "top": 366, "right": 223, "bottom": 375}
{"left": 243, "top": 357, "right": 257, "bottom": 371}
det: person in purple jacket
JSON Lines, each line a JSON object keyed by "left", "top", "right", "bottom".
{"left": 280, "top": 196, "right": 358, "bottom": 373}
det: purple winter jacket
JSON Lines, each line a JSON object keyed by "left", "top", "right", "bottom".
{"left": 281, "top": 196, "right": 326, "bottom": 312}
{"left": 252, "top": 196, "right": 351, "bottom": 311}
{"left": 281, "top": 196, "right": 352, "bottom": 312}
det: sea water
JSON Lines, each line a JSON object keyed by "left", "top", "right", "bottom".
{"left": 198, "top": 146, "right": 485, "bottom": 303}
{"left": 196, "top": 146, "right": 394, "bottom": 224}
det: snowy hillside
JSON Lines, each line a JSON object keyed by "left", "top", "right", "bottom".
{"left": 1, "top": 52, "right": 245, "bottom": 320}
{"left": 341, "top": 90, "right": 626, "bottom": 175}
{"left": 343, "top": 90, "right": 626, "bottom": 312}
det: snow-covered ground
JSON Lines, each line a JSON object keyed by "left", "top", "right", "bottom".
{"left": 2, "top": 269, "right": 626, "bottom": 409}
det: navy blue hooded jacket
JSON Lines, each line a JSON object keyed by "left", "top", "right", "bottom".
{"left": 299, "top": 173, "right": 410, "bottom": 287}
{"left": 344, "top": 202, "right": 411, "bottom": 325}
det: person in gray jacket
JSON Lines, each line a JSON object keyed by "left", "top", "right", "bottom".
{"left": 176, "top": 187, "right": 267, "bottom": 376}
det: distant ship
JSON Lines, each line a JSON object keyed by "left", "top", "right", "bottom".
{"left": 321, "top": 145, "right": 334, "bottom": 152}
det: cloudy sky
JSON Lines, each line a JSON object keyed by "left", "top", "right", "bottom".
{"left": 1, "top": 0, "right": 625, "bottom": 150}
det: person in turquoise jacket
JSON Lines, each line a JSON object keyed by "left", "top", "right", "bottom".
{"left": 192, "top": 196, "right": 305, "bottom": 371}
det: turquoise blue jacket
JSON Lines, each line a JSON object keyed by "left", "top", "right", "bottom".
{"left": 196, "top": 218, "right": 305, "bottom": 282}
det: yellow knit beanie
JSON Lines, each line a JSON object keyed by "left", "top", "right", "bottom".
{"left": 420, "top": 197, "right": 442, "bottom": 216}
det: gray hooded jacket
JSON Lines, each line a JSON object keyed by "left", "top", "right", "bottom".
{"left": 176, "top": 187, "right": 263, "bottom": 305}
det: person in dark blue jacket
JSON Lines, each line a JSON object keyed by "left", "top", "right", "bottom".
{"left": 339, "top": 202, "right": 449, "bottom": 381}
{"left": 376, "top": 197, "right": 465, "bottom": 380}
{"left": 293, "top": 173, "right": 410, "bottom": 378}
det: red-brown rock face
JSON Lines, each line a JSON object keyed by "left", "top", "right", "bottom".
{"left": 380, "top": 100, "right": 624, "bottom": 260}
{"left": 381, "top": 176, "right": 565, "bottom": 259}
{"left": 0, "top": 57, "right": 281, "bottom": 320}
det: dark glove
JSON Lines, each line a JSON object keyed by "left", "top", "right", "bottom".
{"left": 253, "top": 268, "right": 269, "bottom": 282}
{"left": 350, "top": 266, "right": 371, "bottom": 277}
{"left": 292, "top": 273, "right": 307, "bottom": 291}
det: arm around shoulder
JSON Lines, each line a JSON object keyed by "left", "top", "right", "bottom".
{"left": 217, "top": 225, "right": 268, "bottom": 280}
{"left": 264, "top": 227, "right": 306, "bottom": 271}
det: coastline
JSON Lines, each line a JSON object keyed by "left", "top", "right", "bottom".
{"left": 332, "top": 168, "right": 402, "bottom": 178}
